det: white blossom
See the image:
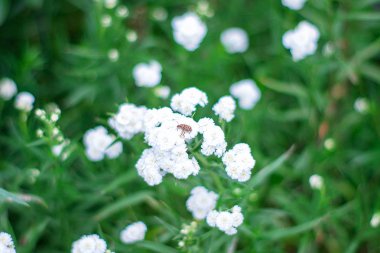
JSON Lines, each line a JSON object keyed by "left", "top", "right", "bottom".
{"left": 154, "top": 86, "right": 171, "bottom": 99}
{"left": 309, "top": 174, "right": 323, "bottom": 190}
{"left": 230, "top": 79, "right": 261, "bottom": 110}
{"left": 116, "top": 6, "right": 129, "bottom": 18}
{"left": 282, "top": 21, "right": 320, "bottom": 61}
{"left": 0, "top": 232, "right": 16, "bottom": 253}
{"left": 198, "top": 118, "right": 227, "bottom": 157}
{"left": 126, "top": 30, "right": 138, "bottom": 42}
{"left": 104, "top": 0, "right": 117, "bottom": 9}
{"left": 0, "top": 78, "right": 17, "bottom": 100}
{"left": 15, "top": 92, "right": 35, "bottom": 112}
{"left": 171, "top": 87, "right": 208, "bottom": 116}
{"left": 212, "top": 96, "right": 236, "bottom": 122}
{"left": 71, "top": 234, "right": 107, "bottom": 253}
{"left": 206, "top": 205, "right": 244, "bottom": 235}
{"left": 354, "top": 98, "right": 369, "bottom": 114}
{"left": 282, "top": 0, "right": 306, "bottom": 10}
{"left": 101, "top": 15, "right": 112, "bottom": 27}
{"left": 83, "top": 126, "right": 122, "bottom": 161}
{"left": 133, "top": 61, "right": 162, "bottom": 87}
{"left": 108, "top": 49, "right": 119, "bottom": 62}
{"left": 220, "top": 28, "right": 249, "bottom": 53}
{"left": 370, "top": 213, "right": 380, "bottom": 228}
{"left": 120, "top": 222, "right": 147, "bottom": 244}
{"left": 186, "top": 186, "right": 218, "bottom": 219}
{"left": 171, "top": 12, "right": 207, "bottom": 51}
{"left": 222, "top": 143, "right": 255, "bottom": 182}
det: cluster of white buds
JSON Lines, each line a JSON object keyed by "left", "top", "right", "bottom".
{"left": 222, "top": 143, "right": 256, "bottom": 182}
{"left": 186, "top": 186, "right": 218, "bottom": 219}
{"left": 0, "top": 232, "right": 16, "bottom": 253}
{"left": 120, "top": 221, "right": 147, "bottom": 244}
{"left": 206, "top": 205, "right": 244, "bottom": 235}
{"left": 71, "top": 234, "right": 108, "bottom": 253}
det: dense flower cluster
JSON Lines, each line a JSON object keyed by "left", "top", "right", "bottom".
{"left": 83, "top": 126, "right": 122, "bottom": 161}
{"left": 222, "top": 143, "right": 256, "bottom": 182}
{"left": 206, "top": 205, "right": 244, "bottom": 235}
{"left": 281, "top": 0, "right": 306, "bottom": 10}
{"left": 0, "top": 232, "right": 16, "bottom": 253}
{"left": 282, "top": 21, "right": 320, "bottom": 61}
{"left": 120, "top": 221, "right": 147, "bottom": 244}
{"left": 186, "top": 186, "right": 218, "bottom": 219}
{"left": 171, "top": 12, "right": 207, "bottom": 51}
{"left": 133, "top": 60, "right": 162, "bottom": 87}
{"left": 71, "top": 234, "right": 107, "bottom": 253}
{"left": 14, "top": 92, "right": 35, "bottom": 112}
{"left": 220, "top": 28, "right": 249, "bottom": 53}
{"left": 230, "top": 79, "right": 261, "bottom": 110}
{"left": 171, "top": 87, "right": 208, "bottom": 116}
{"left": 198, "top": 117, "right": 227, "bottom": 157}
{"left": 212, "top": 95, "right": 236, "bottom": 122}
{"left": 0, "top": 78, "right": 17, "bottom": 100}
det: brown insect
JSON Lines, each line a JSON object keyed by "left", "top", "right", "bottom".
{"left": 177, "top": 124, "right": 192, "bottom": 137}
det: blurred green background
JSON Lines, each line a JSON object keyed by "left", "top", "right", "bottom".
{"left": 1, "top": 0, "right": 380, "bottom": 252}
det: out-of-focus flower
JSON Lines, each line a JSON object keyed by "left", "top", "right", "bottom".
{"left": 324, "top": 138, "right": 335, "bottom": 151}
{"left": 281, "top": 0, "right": 306, "bottom": 10}
{"left": 152, "top": 7, "right": 167, "bottom": 21}
{"left": 126, "top": 30, "right": 138, "bottom": 42}
{"left": 15, "top": 92, "right": 35, "bottom": 112}
{"left": 309, "top": 174, "right": 324, "bottom": 190}
{"left": 154, "top": 86, "right": 171, "bottom": 99}
{"left": 196, "top": 1, "right": 214, "bottom": 18}
{"left": 120, "top": 222, "right": 147, "bottom": 244}
{"left": 101, "top": 15, "right": 112, "bottom": 27}
{"left": 133, "top": 61, "right": 162, "bottom": 87}
{"left": 108, "top": 49, "right": 119, "bottom": 62}
{"left": 0, "top": 78, "right": 17, "bottom": 100}
{"left": 116, "top": 6, "right": 129, "bottom": 18}
{"left": 221, "top": 28, "right": 249, "bottom": 53}
{"left": 186, "top": 186, "right": 218, "bottom": 219}
{"left": 171, "top": 12, "right": 207, "bottom": 51}
{"left": 104, "top": 0, "right": 117, "bottom": 9}
{"left": 354, "top": 98, "right": 369, "bottom": 114}
{"left": 230, "top": 79, "right": 261, "bottom": 110}
{"left": 370, "top": 213, "right": 380, "bottom": 228}
{"left": 213, "top": 96, "right": 236, "bottom": 122}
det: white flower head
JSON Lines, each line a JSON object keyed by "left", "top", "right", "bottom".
{"left": 101, "top": 15, "right": 112, "bottom": 27}
{"left": 171, "top": 12, "right": 207, "bottom": 51}
{"left": 230, "top": 79, "right": 261, "bottom": 110}
{"left": 213, "top": 96, "right": 236, "bottom": 122}
{"left": 186, "top": 186, "right": 218, "bottom": 219}
{"left": 154, "top": 86, "right": 171, "bottom": 99}
{"left": 206, "top": 206, "right": 244, "bottom": 235}
{"left": 222, "top": 143, "right": 256, "bottom": 182}
{"left": 71, "top": 234, "right": 107, "bottom": 253}
{"left": 15, "top": 91, "right": 35, "bottom": 112}
{"left": 370, "top": 213, "right": 380, "bottom": 228}
{"left": 104, "top": 0, "right": 117, "bottom": 9}
{"left": 120, "top": 221, "right": 147, "bottom": 244}
{"left": 133, "top": 61, "right": 162, "bottom": 87}
{"left": 0, "top": 232, "right": 16, "bottom": 253}
{"left": 108, "top": 49, "right": 119, "bottom": 62}
{"left": 220, "top": 28, "right": 249, "bottom": 53}
{"left": 170, "top": 87, "right": 208, "bottom": 116}
{"left": 282, "top": 21, "right": 320, "bottom": 61}
{"left": 198, "top": 118, "right": 227, "bottom": 157}
{"left": 354, "top": 98, "right": 369, "bottom": 114}
{"left": 309, "top": 174, "right": 324, "bottom": 190}
{"left": 282, "top": 0, "right": 306, "bottom": 10}
{"left": 0, "top": 78, "right": 17, "bottom": 100}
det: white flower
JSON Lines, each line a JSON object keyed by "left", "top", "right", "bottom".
{"left": 154, "top": 86, "right": 171, "bottom": 99}
{"left": 120, "top": 222, "right": 147, "bottom": 244}
{"left": 199, "top": 118, "right": 227, "bottom": 157}
{"left": 212, "top": 96, "right": 236, "bottom": 122}
{"left": 370, "top": 213, "right": 380, "bottom": 228}
{"left": 282, "top": 21, "right": 320, "bottom": 61}
{"left": 136, "top": 148, "right": 163, "bottom": 186}
{"left": 83, "top": 126, "right": 122, "bottom": 161}
{"left": 0, "top": 232, "right": 16, "bottom": 253}
{"left": 52, "top": 141, "right": 70, "bottom": 160}
{"left": 309, "top": 174, "right": 323, "bottom": 190}
{"left": 171, "top": 87, "right": 208, "bottom": 116}
{"left": 116, "top": 6, "right": 129, "bottom": 18}
{"left": 71, "top": 234, "right": 107, "bottom": 253}
{"left": 354, "top": 98, "right": 369, "bottom": 114}
{"left": 220, "top": 28, "right": 249, "bottom": 53}
{"left": 171, "top": 12, "right": 207, "bottom": 51}
{"left": 133, "top": 61, "right": 162, "bottom": 87}
{"left": 108, "top": 49, "right": 119, "bottom": 62}
{"left": 222, "top": 143, "right": 255, "bottom": 182}
{"left": 206, "top": 205, "right": 244, "bottom": 235}
{"left": 0, "top": 78, "right": 17, "bottom": 100}
{"left": 186, "top": 186, "right": 218, "bottom": 219}
{"left": 109, "top": 103, "right": 147, "bottom": 139}
{"left": 230, "top": 79, "right": 261, "bottom": 110}
{"left": 15, "top": 92, "right": 35, "bottom": 112}
{"left": 281, "top": 0, "right": 306, "bottom": 10}
{"left": 126, "top": 30, "right": 138, "bottom": 42}
{"left": 101, "top": 15, "right": 112, "bottom": 27}
{"left": 104, "top": 0, "right": 117, "bottom": 9}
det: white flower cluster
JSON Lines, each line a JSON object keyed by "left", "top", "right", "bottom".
{"left": 198, "top": 118, "right": 227, "bottom": 157}
{"left": 282, "top": 21, "right": 320, "bottom": 61}
{"left": 186, "top": 186, "right": 218, "bottom": 220}
{"left": 222, "top": 143, "right": 256, "bottom": 182}
{"left": 0, "top": 78, "right": 17, "bottom": 100}
{"left": 220, "top": 28, "right": 249, "bottom": 53}
{"left": 171, "top": 12, "right": 207, "bottom": 51}
{"left": 108, "top": 103, "right": 147, "bottom": 139}
{"left": 206, "top": 205, "right": 244, "bottom": 235}
{"left": 0, "top": 232, "right": 16, "bottom": 253}
{"left": 171, "top": 87, "right": 208, "bottom": 116}
{"left": 15, "top": 92, "right": 35, "bottom": 112}
{"left": 83, "top": 126, "right": 122, "bottom": 161}
{"left": 281, "top": 0, "right": 306, "bottom": 10}
{"left": 71, "top": 234, "right": 107, "bottom": 253}
{"left": 212, "top": 96, "right": 236, "bottom": 122}
{"left": 120, "top": 221, "right": 147, "bottom": 244}
{"left": 230, "top": 79, "right": 261, "bottom": 110}
{"left": 133, "top": 60, "right": 162, "bottom": 87}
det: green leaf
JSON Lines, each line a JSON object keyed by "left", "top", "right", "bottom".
{"left": 359, "top": 63, "right": 380, "bottom": 84}
{"left": 100, "top": 170, "right": 138, "bottom": 194}
{"left": 136, "top": 241, "right": 178, "bottom": 253}
{"left": 345, "top": 12, "right": 380, "bottom": 21}
{"left": 0, "top": 188, "right": 29, "bottom": 206}
{"left": 0, "top": 0, "right": 9, "bottom": 26}
{"left": 351, "top": 38, "right": 380, "bottom": 67}
{"left": 259, "top": 78, "right": 308, "bottom": 98}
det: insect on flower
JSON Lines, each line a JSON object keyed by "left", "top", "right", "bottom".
{"left": 177, "top": 124, "right": 192, "bottom": 137}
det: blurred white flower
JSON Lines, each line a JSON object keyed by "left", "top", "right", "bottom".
{"left": 230, "top": 79, "right": 261, "bottom": 110}
{"left": 282, "top": 21, "right": 320, "bottom": 61}
{"left": 324, "top": 138, "right": 335, "bottom": 151}
{"left": 354, "top": 98, "right": 369, "bottom": 114}
{"left": 0, "top": 232, "right": 16, "bottom": 253}
{"left": 52, "top": 140, "right": 70, "bottom": 160}
{"left": 213, "top": 96, "right": 236, "bottom": 122}
{"left": 198, "top": 117, "right": 227, "bottom": 157}
{"left": 186, "top": 186, "right": 218, "bottom": 219}
{"left": 15, "top": 91, "right": 35, "bottom": 112}
{"left": 101, "top": 15, "right": 112, "bottom": 27}
{"left": 220, "top": 28, "right": 249, "bottom": 53}
{"left": 83, "top": 126, "right": 122, "bottom": 161}
{"left": 206, "top": 205, "right": 244, "bottom": 235}
{"left": 108, "top": 49, "right": 119, "bottom": 62}
{"left": 126, "top": 30, "right": 138, "bottom": 42}
{"left": 309, "top": 174, "right": 323, "bottom": 190}
{"left": 171, "top": 12, "right": 207, "bottom": 51}
{"left": 154, "top": 86, "right": 171, "bottom": 99}
{"left": 0, "top": 78, "right": 17, "bottom": 100}
{"left": 71, "top": 234, "right": 107, "bottom": 253}
{"left": 133, "top": 61, "right": 162, "bottom": 87}
{"left": 104, "top": 0, "right": 117, "bottom": 9}
{"left": 281, "top": 0, "right": 306, "bottom": 10}
{"left": 116, "top": 6, "right": 129, "bottom": 18}
{"left": 196, "top": 1, "right": 214, "bottom": 18}
{"left": 120, "top": 221, "right": 147, "bottom": 244}
{"left": 171, "top": 87, "right": 208, "bottom": 116}
{"left": 370, "top": 213, "right": 380, "bottom": 228}
{"left": 222, "top": 143, "right": 255, "bottom": 182}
